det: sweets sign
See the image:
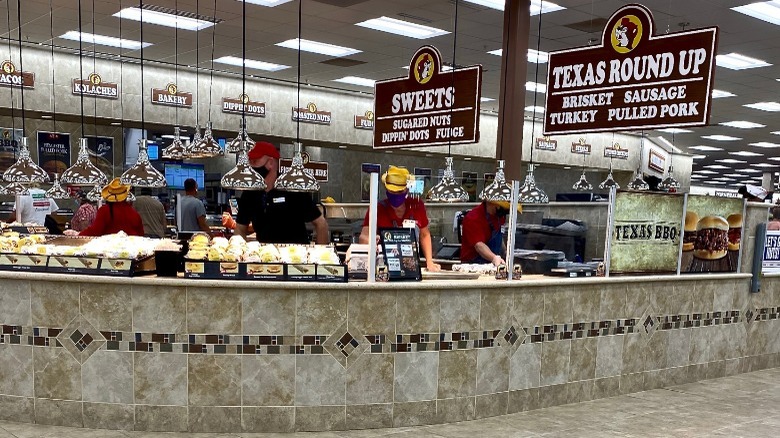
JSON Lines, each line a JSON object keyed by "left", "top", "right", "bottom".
{"left": 373, "top": 45, "right": 482, "bottom": 149}
{"left": 543, "top": 4, "right": 718, "bottom": 135}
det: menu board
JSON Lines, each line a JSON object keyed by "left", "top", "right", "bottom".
{"left": 681, "top": 195, "right": 744, "bottom": 273}
{"left": 379, "top": 228, "right": 421, "bottom": 281}
{"left": 36, "top": 131, "right": 71, "bottom": 179}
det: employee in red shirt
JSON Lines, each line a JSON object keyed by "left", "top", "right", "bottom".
{"left": 460, "top": 200, "right": 511, "bottom": 265}
{"left": 68, "top": 178, "right": 145, "bottom": 237}
{"left": 359, "top": 165, "right": 440, "bottom": 271}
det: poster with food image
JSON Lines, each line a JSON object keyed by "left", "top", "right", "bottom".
{"left": 0, "top": 127, "right": 22, "bottom": 172}
{"left": 414, "top": 167, "right": 432, "bottom": 197}
{"left": 608, "top": 191, "right": 685, "bottom": 274}
{"left": 361, "top": 163, "right": 381, "bottom": 202}
{"left": 85, "top": 136, "right": 114, "bottom": 177}
{"left": 462, "top": 171, "right": 478, "bottom": 201}
{"left": 36, "top": 131, "right": 71, "bottom": 179}
{"left": 379, "top": 227, "right": 422, "bottom": 281}
{"left": 681, "top": 195, "right": 745, "bottom": 273}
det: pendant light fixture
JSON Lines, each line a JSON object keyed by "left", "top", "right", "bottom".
{"left": 162, "top": 3, "right": 188, "bottom": 161}
{"left": 3, "top": 0, "right": 48, "bottom": 187}
{"left": 120, "top": 3, "right": 167, "bottom": 188}
{"left": 627, "top": 132, "right": 649, "bottom": 191}
{"left": 189, "top": 0, "right": 222, "bottom": 159}
{"left": 162, "top": 126, "right": 188, "bottom": 160}
{"left": 5, "top": 183, "right": 29, "bottom": 196}
{"left": 480, "top": 160, "right": 512, "bottom": 202}
{"left": 46, "top": 174, "right": 70, "bottom": 199}
{"left": 227, "top": 119, "right": 253, "bottom": 154}
{"left": 43, "top": 0, "right": 70, "bottom": 200}
{"left": 572, "top": 145, "right": 592, "bottom": 191}
{"left": 427, "top": 0, "right": 468, "bottom": 203}
{"left": 86, "top": 184, "right": 102, "bottom": 203}
{"left": 599, "top": 135, "right": 620, "bottom": 190}
{"left": 221, "top": 0, "right": 266, "bottom": 191}
{"left": 657, "top": 134, "right": 680, "bottom": 191}
{"left": 189, "top": 0, "right": 203, "bottom": 157}
{"left": 274, "top": 0, "right": 320, "bottom": 193}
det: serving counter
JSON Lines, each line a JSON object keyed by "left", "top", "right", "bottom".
{"left": 0, "top": 271, "right": 776, "bottom": 433}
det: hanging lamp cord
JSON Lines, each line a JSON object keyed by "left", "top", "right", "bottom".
{"left": 207, "top": 0, "right": 216, "bottom": 122}
{"left": 296, "top": 0, "right": 302, "bottom": 143}
{"left": 76, "top": 0, "right": 85, "bottom": 140}
{"left": 447, "top": 0, "right": 459, "bottom": 158}
{"left": 529, "top": 5, "right": 543, "bottom": 168}
{"left": 140, "top": 1, "right": 145, "bottom": 135}
{"left": 15, "top": 0, "right": 25, "bottom": 137}
{"left": 174, "top": 0, "right": 179, "bottom": 129}
{"left": 117, "top": 0, "right": 123, "bottom": 178}
{"left": 49, "top": 0, "right": 56, "bottom": 132}
{"left": 5, "top": 0, "right": 14, "bottom": 139}
{"left": 241, "top": 0, "right": 247, "bottom": 136}
{"left": 194, "top": 0, "right": 199, "bottom": 126}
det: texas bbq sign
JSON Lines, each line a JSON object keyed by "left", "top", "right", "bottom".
{"left": 543, "top": 4, "right": 718, "bottom": 135}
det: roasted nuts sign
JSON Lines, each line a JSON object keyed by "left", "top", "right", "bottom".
{"left": 354, "top": 110, "right": 374, "bottom": 130}
{"left": 151, "top": 83, "right": 192, "bottom": 108}
{"left": 373, "top": 45, "right": 482, "bottom": 149}
{"left": 72, "top": 73, "right": 118, "bottom": 99}
{"left": 0, "top": 60, "right": 34, "bottom": 88}
{"left": 292, "top": 103, "right": 331, "bottom": 125}
{"left": 223, "top": 94, "right": 265, "bottom": 117}
{"left": 544, "top": 4, "right": 718, "bottom": 135}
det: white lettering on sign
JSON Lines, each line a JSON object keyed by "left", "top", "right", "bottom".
{"left": 292, "top": 109, "right": 331, "bottom": 124}
{"left": 0, "top": 73, "right": 23, "bottom": 86}
{"left": 73, "top": 83, "right": 118, "bottom": 97}
{"left": 156, "top": 93, "right": 187, "bottom": 105}
{"left": 391, "top": 87, "right": 455, "bottom": 115}
{"left": 222, "top": 100, "right": 265, "bottom": 116}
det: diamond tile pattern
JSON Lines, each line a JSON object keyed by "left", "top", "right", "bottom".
{"left": 497, "top": 315, "right": 527, "bottom": 357}
{"left": 323, "top": 321, "right": 367, "bottom": 368}
{"left": 56, "top": 315, "right": 105, "bottom": 364}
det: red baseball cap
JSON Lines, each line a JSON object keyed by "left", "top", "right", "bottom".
{"left": 248, "top": 141, "right": 280, "bottom": 161}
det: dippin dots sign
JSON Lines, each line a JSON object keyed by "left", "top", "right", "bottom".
{"left": 543, "top": 3, "right": 718, "bottom": 135}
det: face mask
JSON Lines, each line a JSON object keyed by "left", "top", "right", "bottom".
{"left": 253, "top": 166, "right": 270, "bottom": 178}
{"left": 496, "top": 207, "right": 509, "bottom": 218}
{"left": 386, "top": 191, "right": 407, "bottom": 208}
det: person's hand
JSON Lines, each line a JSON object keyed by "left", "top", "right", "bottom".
{"left": 64, "top": 229, "right": 79, "bottom": 236}
{"left": 492, "top": 255, "right": 505, "bottom": 267}
{"left": 426, "top": 261, "right": 441, "bottom": 272}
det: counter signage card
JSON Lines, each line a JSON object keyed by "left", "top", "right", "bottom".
{"left": 535, "top": 137, "right": 557, "bottom": 151}
{"left": 608, "top": 191, "right": 685, "bottom": 274}
{"left": 373, "top": 45, "right": 482, "bottom": 149}
{"left": 361, "top": 163, "right": 381, "bottom": 202}
{"left": 379, "top": 228, "right": 422, "bottom": 281}
{"left": 72, "top": 73, "right": 118, "bottom": 99}
{"left": 85, "top": 136, "right": 114, "bottom": 177}
{"left": 151, "top": 83, "right": 193, "bottom": 108}
{"left": 292, "top": 102, "right": 331, "bottom": 125}
{"left": 222, "top": 94, "right": 266, "bottom": 117}
{"left": 543, "top": 4, "right": 718, "bottom": 135}
{"left": 571, "top": 138, "right": 591, "bottom": 155}
{"left": 462, "top": 171, "right": 478, "bottom": 201}
{"left": 0, "top": 61, "right": 34, "bottom": 88}
{"left": 245, "top": 263, "right": 286, "bottom": 280}
{"left": 287, "top": 263, "right": 316, "bottom": 281}
{"left": 279, "top": 153, "right": 328, "bottom": 182}
{"left": 762, "top": 231, "right": 780, "bottom": 274}
{"left": 681, "top": 195, "right": 744, "bottom": 273}
{"left": 36, "top": 131, "right": 71, "bottom": 179}
{"left": 354, "top": 111, "right": 374, "bottom": 130}
{"left": 604, "top": 142, "right": 629, "bottom": 159}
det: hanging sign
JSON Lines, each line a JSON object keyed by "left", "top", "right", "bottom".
{"left": 762, "top": 231, "right": 780, "bottom": 274}
{"left": 0, "top": 60, "right": 34, "bottom": 88}
{"left": 604, "top": 142, "right": 629, "bottom": 159}
{"left": 292, "top": 102, "right": 332, "bottom": 125}
{"left": 543, "top": 4, "right": 718, "bottom": 135}
{"left": 648, "top": 149, "right": 666, "bottom": 172}
{"left": 571, "top": 138, "right": 591, "bottom": 155}
{"left": 151, "top": 83, "right": 193, "bottom": 107}
{"left": 681, "top": 196, "right": 744, "bottom": 273}
{"left": 72, "top": 73, "right": 118, "bottom": 99}
{"left": 36, "top": 131, "right": 71, "bottom": 179}
{"left": 354, "top": 110, "right": 375, "bottom": 130}
{"left": 380, "top": 228, "right": 422, "bottom": 281}
{"left": 85, "top": 136, "right": 114, "bottom": 176}
{"left": 0, "top": 127, "right": 22, "bottom": 172}
{"left": 222, "top": 94, "right": 265, "bottom": 117}
{"left": 373, "top": 45, "right": 482, "bottom": 149}
{"left": 279, "top": 152, "right": 328, "bottom": 182}
{"left": 535, "top": 136, "right": 557, "bottom": 151}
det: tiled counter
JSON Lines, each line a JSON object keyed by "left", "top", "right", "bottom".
{"left": 0, "top": 272, "right": 775, "bottom": 433}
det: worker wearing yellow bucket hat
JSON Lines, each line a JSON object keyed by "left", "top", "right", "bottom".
{"left": 359, "top": 165, "right": 440, "bottom": 272}
{"left": 459, "top": 199, "right": 519, "bottom": 265}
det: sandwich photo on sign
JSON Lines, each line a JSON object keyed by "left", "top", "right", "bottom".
{"left": 680, "top": 195, "right": 744, "bottom": 273}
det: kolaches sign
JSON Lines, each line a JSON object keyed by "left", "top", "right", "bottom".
{"left": 373, "top": 45, "right": 482, "bottom": 149}
{"left": 544, "top": 4, "right": 718, "bottom": 135}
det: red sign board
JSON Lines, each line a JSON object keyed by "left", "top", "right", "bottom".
{"left": 544, "top": 4, "right": 718, "bottom": 135}
{"left": 373, "top": 45, "right": 482, "bottom": 149}
{"left": 279, "top": 152, "right": 328, "bottom": 182}
{"left": 0, "top": 61, "right": 34, "bottom": 88}
{"left": 151, "top": 83, "right": 192, "bottom": 108}
{"left": 72, "top": 73, "right": 118, "bottom": 99}
{"left": 223, "top": 94, "right": 265, "bottom": 117}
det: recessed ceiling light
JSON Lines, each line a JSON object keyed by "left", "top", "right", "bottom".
{"left": 744, "top": 101, "right": 780, "bottom": 112}
{"left": 355, "top": 16, "right": 449, "bottom": 39}
{"left": 739, "top": 168, "right": 763, "bottom": 173}
{"left": 729, "top": 151, "right": 763, "bottom": 157}
{"left": 768, "top": 157, "right": 780, "bottom": 162}
{"left": 694, "top": 170, "right": 718, "bottom": 174}
{"left": 480, "top": 97, "right": 495, "bottom": 102}
{"left": 689, "top": 145, "right": 724, "bottom": 151}
{"left": 715, "top": 159, "right": 747, "bottom": 164}
{"left": 464, "top": 0, "right": 565, "bottom": 14}
{"left": 488, "top": 48, "right": 549, "bottom": 63}
{"left": 563, "top": 166, "right": 572, "bottom": 169}
{"left": 719, "top": 121, "right": 765, "bottom": 129}
{"left": 526, "top": 82, "right": 546, "bottom": 93}
{"left": 751, "top": 163, "right": 778, "bottom": 168}
{"left": 657, "top": 128, "right": 693, "bottom": 134}
{"left": 724, "top": 173, "right": 747, "bottom": 178}
{"left": 732, "top": 2, "right": 780, "bottom": 26}
{"left": 525, "top": 105, "right": 545, "bottom": 113}
{"left": 333, "top": 76, "right": 375, "bottom": 87}
{"left": 242, "top": 0, "right": 293, "bottom": 6}
{"left": 464, "top": 157, "right": 472, "bottom": 161}
{"left": 60, "top": 31, "right": 151, "bottom": 50}
{"left": 750, "top": 141, "right": 780, "bottom": 148}
{"left": 705, "top": 165, "right": 732, "bottom": 169}
{"left": 712, "top": 89, "right": 736, "bottom": 98}
{"left": 338, "top": 145, "right": 348, "bottom": 149}
{"left": 214, "top": 56, "right": 289, "bottom": 72}
{"left": 41, "top": 115, "right": 52, "bottom": 119}
{"left": 114, "top": 7, "right": 214, "bottom": 31}
{"left": 701, "top": 135, "right": 742, "bottom": 141}
{"left": 276, "top": 38, "right": 361, "bottom": 57}
{"left": 691, "top": 155, "right": 707, "bottom": 160}
{"left": 716, "top": 53, "right": 771, "bottom": 70}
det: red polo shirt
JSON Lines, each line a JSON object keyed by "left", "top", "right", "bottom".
{"left": 460, "top": 202, "right": 504, "bottom": 262}
{"left": 363, "top": 198, "right": 429, "bottom": 230}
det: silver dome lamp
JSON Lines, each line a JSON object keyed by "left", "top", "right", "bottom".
{"left": 480, "top": 160, "right": 512, "bottom": 202}
{"left": 427, "top": 156, "right": 469, "bottom": 202}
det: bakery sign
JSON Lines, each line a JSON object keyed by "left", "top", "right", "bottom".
{"left": 571, "top": 138, "right": 591, "bottom": 155}
{"left": 0, "top": 60, "right": 34, "bottom": 88}
{"left": 279, "top": 152, "right": 328, "bottom": 182}
{"left": 72, "top": 73, "right": 118, "bottom": 99}
{"left": 223, "top": 94, "right": 265, "bottom": 117}
{"left": 543, "top": 4, "right": 718, "bottom": 135}
{"left": 535, "top": 136, "right": 557, "bottom": 151}
{"left": 604, "top": 142, "right": 629, "bottom": 159}
{"left": 151, "top": 83, "right": 192, "bottom": 107}
{"left": 373, "top": 45, "right": 482, "bottom": 149}
{"left": 354, "top": 110, "right": 374, "bottom": 130}
{"left": 292, "top": 102, "right": 331, "bottom": 125}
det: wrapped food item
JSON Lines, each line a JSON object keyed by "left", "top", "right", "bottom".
{"left": 211, "top": 237, "right": 229, "bottom": 250}
{"left": 207, "top": 247, "right": 224, "bottom": 261}
{"left": 308, "top": 245, "right": 339, "bottom": 264}
{"left": 185, "top": 248, "right": 207, "bottom": 260}
{"left": 190, "top": 232, "right": 210, "bottom": 247}
{"left": 278, "top": 245, "right": 306, "bottom": 264}
{"left": 228, "top": 235, "right": 245, "bottom": 247}
{"left": 258, "top": 244, "right": 281, "bottom": 263}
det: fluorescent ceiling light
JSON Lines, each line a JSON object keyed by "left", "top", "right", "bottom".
{"left": 657, "top": 128, "right": 692, "bottom": 134}
{"left": 701, "top": 135, "right": 741, "bottom": 141}
{"left": 739, "top": 168, "right": 763, "bottom": 173}
{"left": 729, "top": 151, "right": 763, "bottom": 157}
{"left": 526, "top": 82, "right": 546, "bottom": 93}
{"left": 694, "top": 170, "right": 718, "bottom": 174}
{"left": 60, "top": 31, "right": 151, "bottom": 50}
{"left": 715, "top": 159, "right": 747, "bottom": 164}
{"left": 716, "top": 53, "right": 771, "bottom": 70}
{"left": 691, "top": 155, "right": 707, "bottom": 160}
{"left": 214, "top": 56, "right": 289, "bottom": 71}
{"left": 712, "top": 89, "right": 736, "bottom": 98}
{"left": 355, "top": 16, "right": 449, "bottom": 39}
{"left": 242, "top": 0, "right": 294, "bottom": 6}
{"left": 402, "top": 65, "right": 453, "bottom": 72}
{"left": 487, "top": 48, "right": 549, "bottom": 63}
{"left": 689, "top": 145, "right": 724, "bottom": 151}
{"left": 732, "top": 2, "right": 780, "bottom": 26}
{"left": 768, "top": 157, "right": 780, "bottom": 162}
{"left": 276, "top": 38, "right": 361, "bottom": 57}
{"left": 480, "top": 97, "right": 495, "bottom": 102}
{"left": 751, "top": 163, "right": 778, "bottom": 168}
{"left": 752, "top": 141, "right": 780, "bottom": 148}
{"left": 744, "top": 101, "right": 780, "bottom": 112}
{"left": 464, "top": 0, "right": 565, "bottom": 14}
{"left": 704, "top": 165, "right": 731, "bottom": 169}
{"left": 719, "top": 120, "right": 765, "bottom": 129}
{"left": 525, "top": 106, "right": 545, "bottom": 113}
{"left": 113, "top": 7, "right": 214, "bottom": 31}
{"left": 333, "top": 76, "right": 375, "bottom": 87}
{"left": 656, "top": 136, "right": 682, "bottom": 153}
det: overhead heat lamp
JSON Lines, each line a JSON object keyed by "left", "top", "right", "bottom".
{"left": 162, "top": 6, "right": 189, "bottom": 161}
{"left": 480, "top": 160, "right": 512, "bottom": 202}
{"left": 188, "top": 0, "right": 222, "bottom": 159}
{"left": 572, "top": 148, "right": 592, "bottom": 191}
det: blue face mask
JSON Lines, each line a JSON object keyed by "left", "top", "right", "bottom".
{"left": 386, "top": 191, "right": 407, "bottom": 207}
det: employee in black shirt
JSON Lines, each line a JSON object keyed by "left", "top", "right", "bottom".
{"left": 235, "top": 141, "right": 329, "bottom": 244}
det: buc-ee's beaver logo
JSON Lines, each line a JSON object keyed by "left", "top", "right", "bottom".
{"left": 413, "top": 53, "right": 435, "bottom": 85}
{"left": 611, "top": 15, "right": 642, "bottom": 54}
{"left": 166, "top": 83, "right": 178, "bottom": 95}
{"left": 1, "top": 61, "right": 15, "bottom": 74}
{"left": 88, "top": 73, "right": 102, "bottom": 85}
